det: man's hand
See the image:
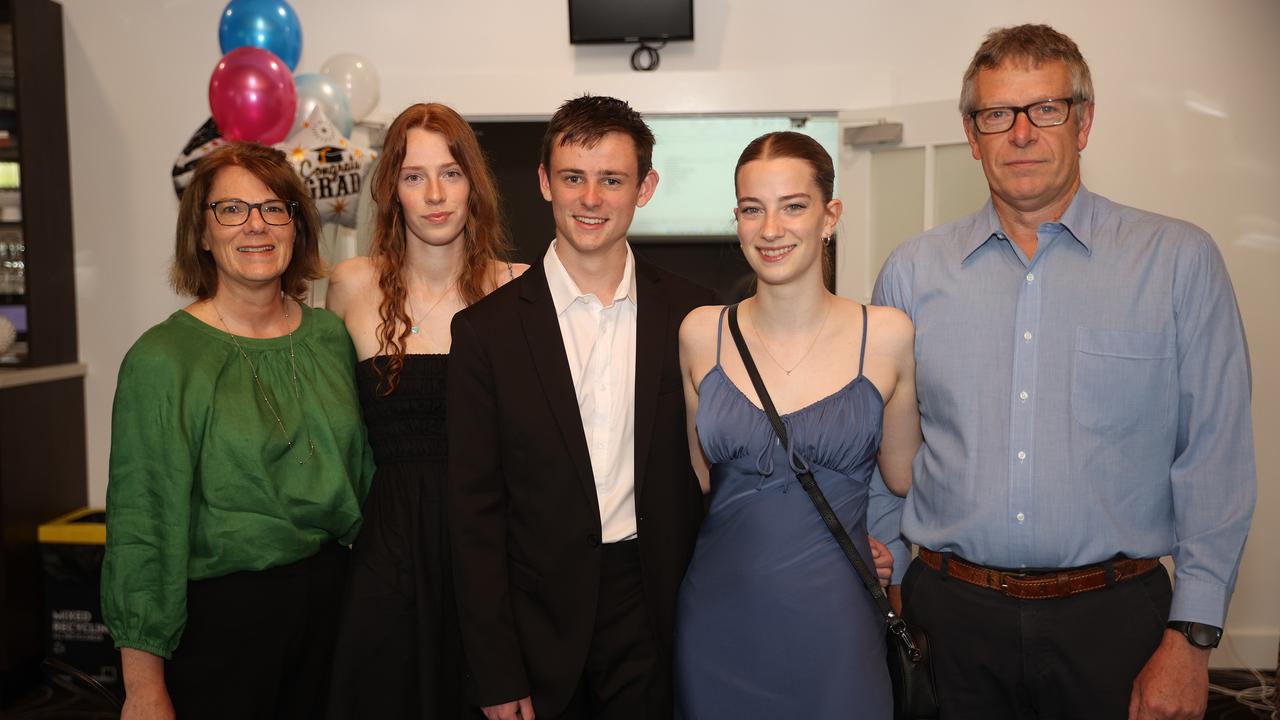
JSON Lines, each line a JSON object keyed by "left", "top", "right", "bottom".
{"left": 1127, "top": 629, "right": 1211, "bottom": 720}
{"left": 868, "top": 535, "right": 893, "bottom": 587}
{"left": 482, "top": 696, "right": 536, "bottom": 720}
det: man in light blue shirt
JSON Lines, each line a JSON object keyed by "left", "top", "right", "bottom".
{"left": 873, "top": 24, "right": 1255, "bottom": 720}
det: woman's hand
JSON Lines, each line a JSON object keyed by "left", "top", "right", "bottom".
{"left": 121, "top": 688, "right": 175, "bottom": 720}
{"left": 120, "top": 648, "right": 174, "bottom": 720}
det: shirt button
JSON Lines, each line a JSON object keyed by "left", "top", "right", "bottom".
{"left": 1016, "top": 512, "right": 1026, "bottom": 523}
{"left": 1023, "top": 330, "right": 1033, "bottom": 342}
{"left": 1019, "top": 391, "right": 1029, "bottom": 401}
{"left": 1017, "top": 450, "right": 1027, "bottom": 461}
{"left": 1026, "top": 273, "right": 1035, "bottom": 283}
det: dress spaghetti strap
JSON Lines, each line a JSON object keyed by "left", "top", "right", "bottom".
{"left": 715, "top": 305, "right": 731, "bottom": 367}
{"left": 857, "top": 304, "right": 868, "bottom": 378}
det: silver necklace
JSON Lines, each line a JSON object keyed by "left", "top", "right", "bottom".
{"left": 211, "top": 299, "right": 315, "bottom": 465}
{"left": 407, "top": 281, "right": 455, "bottom": 335}
{"left": 748, "top": 298, "right": 833, "bottom": 376}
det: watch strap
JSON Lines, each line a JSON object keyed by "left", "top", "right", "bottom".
{"left": 1167, "top": 621, "right": 1222, "bottom": 649}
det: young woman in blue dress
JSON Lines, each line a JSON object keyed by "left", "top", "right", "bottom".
{"left": 674, "top": 131, "right": 921, "bottom": 719}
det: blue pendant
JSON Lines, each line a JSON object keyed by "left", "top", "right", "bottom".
{"left": 411, "top": 325, "right": 420, "bottom": 334}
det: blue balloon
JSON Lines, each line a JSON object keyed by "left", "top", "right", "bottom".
{"left": 218, "top": 0, "right": 303, "bottom": 71}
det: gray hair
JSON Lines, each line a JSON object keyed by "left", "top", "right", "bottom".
{"left": 959, "top": 24, "right": 1094, "bottom": 115}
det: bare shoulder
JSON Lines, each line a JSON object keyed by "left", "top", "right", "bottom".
{"left": 331, "top": 255, "right": 377, "bottom": 285}
{"left": 327, "top": 256, "right": 379, "bottom": 315}
{"left": 679, "top": 304, "right": 725, "bottom": 345}
{"left": 866, "top": 303, "right": 915, "bottom": 355}
{"left": 490, "top": 259, "right": 531, "bottom": 289}
{"left": 680, "top": 303, "right": 726, "bottom": 363}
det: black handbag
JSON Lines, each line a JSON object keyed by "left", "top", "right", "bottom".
{"left": 726, "top": 304, "right": 939, "bottom": 720}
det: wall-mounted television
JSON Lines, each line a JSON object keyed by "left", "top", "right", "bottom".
{"left": 568, "top": 0, "right": 693, "bottom": 44}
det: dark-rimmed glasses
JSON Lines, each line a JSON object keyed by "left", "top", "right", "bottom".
{"left": 968, "top": 98, "right": 1077, "bottom": 135}
{"left": 208, "top": 200, "right": 299, "bottom": 227}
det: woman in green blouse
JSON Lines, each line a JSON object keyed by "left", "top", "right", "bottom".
{"left": 102, "top": 143, "right": 374, "bottom": 720}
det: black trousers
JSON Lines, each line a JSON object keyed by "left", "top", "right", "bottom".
{"left": 902, "top": 555, "right": 1171, "bottom": 720}
{"left": 548, "top": 539, "right": 667, "bottom": 720}
{"left": 165, "top": 543, "right": 347, "bottom": 720}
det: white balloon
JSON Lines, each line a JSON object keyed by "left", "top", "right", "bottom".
{"left": 320, "top": 53, "right": 380, "bottom": 122}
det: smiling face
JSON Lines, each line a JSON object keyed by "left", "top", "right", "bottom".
{"left": 965, "top": 59, "right": 1093, "bottom": 216}
{"left": 734, "top": 156, "right": 841, "bottom": 287}
{"left": 398, "top": 128, "right": 471, "bottom": 248}
{"left": 538, "top": 131, "right": 658, "bottom": 262}
{"left": 201, "top": 165, "right": 296, "bottom": 295}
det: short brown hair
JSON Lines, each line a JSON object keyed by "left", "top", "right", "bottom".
{"left": 171, "top": 143, "right": 322, "bottom": 300}
{"left": 959, "top": 24, "right": 1094, "bottom": 115}
{"left": 540, "top": 95, "right": 655, "bottom": 178}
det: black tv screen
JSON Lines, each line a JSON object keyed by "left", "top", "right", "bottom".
{"left": 569, "top": 0, "right": 693, "bottom": 44}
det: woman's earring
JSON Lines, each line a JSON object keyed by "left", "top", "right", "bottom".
{"left": 822, "top": 235, "right": 832, "bottom": 246}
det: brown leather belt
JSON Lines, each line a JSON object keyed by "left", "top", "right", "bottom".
{"left": 917, "top": 548, "right": 1160, "bottom": 600}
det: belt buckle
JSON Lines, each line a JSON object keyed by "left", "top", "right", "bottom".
{"left": 993, "top": 569, "right": 1030, "bottom": 596}
{"left": 986, "top": 568, "right": 1011, "bottom": 592}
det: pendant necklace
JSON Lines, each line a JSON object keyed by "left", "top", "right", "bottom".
{"left": 407, "top": 281, "right": 456, "bottom": 335}
{"left": 211, "top": 298, "right": 315, "bottom": 465}
{"left": 749, "top": 298, "right": 833, "bottom": 376}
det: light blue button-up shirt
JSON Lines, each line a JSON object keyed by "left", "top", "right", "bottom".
{"left": 871, "top": 186, "right": 1255, "bottom": 626}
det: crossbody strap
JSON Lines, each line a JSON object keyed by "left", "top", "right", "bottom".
{"left": 726, "top": 303, "right": 920, "bottom": 657}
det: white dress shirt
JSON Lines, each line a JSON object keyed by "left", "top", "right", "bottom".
{"left": 543, "top": 240, "right": 639, "bottom": 543}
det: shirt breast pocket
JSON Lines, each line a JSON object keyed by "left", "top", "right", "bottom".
{"left": 1071, "top": 327, "right": 1175, "bottom": 433}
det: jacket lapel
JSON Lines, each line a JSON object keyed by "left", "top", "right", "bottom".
{"left": 632, "top": 258, "right": 667, "bottom": 504}
{"left": 517, "top": 262, "right": 601, "bottom": 529}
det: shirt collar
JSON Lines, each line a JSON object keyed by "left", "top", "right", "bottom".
{"left": 543, "top": 239, "right": 637, "bottom": 316}
{"left": 962, "top": 185, "right": 1096, "bottom": 264}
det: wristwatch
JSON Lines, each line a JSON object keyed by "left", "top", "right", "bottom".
{"left": 1167, "top": 621, "right": 1222, "bottom": 649}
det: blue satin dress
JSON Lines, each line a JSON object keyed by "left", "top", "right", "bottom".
{"left": 674, "top": 304, "right": 891, "bottom": 719}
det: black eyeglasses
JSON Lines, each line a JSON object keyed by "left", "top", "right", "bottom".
{"left": 207, "top": 200, "right": 299, "bottom": 227}
{"left": 968, "top": 98, "right": 1077, "bottom": 135}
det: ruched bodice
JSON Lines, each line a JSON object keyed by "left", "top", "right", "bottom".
{"left": 696, "top": 366, "right": 883, "bottom": 479}
{"left": 674, "top": 305, "right": 892, "bottom": 719}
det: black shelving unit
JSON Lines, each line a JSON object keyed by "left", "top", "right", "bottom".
{"left": 0, "top": 0, "right": 86, "bottom": 704}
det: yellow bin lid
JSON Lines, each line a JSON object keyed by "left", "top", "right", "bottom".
{"left": 38, "top": 507, "right": 106, "bottom": 545}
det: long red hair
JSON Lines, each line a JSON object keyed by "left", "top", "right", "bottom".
{"left": 368, "top": 103, "right": 511, "bottom": 394}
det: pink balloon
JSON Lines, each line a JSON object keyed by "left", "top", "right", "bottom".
{"left": 208, "top": 47, "right": 297, "bottom": 145}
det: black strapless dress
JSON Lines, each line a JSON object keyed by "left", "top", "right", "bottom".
{"left": 329, "top": 354, "right": 468, "bottom": 718}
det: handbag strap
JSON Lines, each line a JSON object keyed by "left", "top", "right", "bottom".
{"left": 726, "top": 303, "right": 921, "bottom": 657}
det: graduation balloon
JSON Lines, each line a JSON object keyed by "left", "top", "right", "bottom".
{"left": 172, "top": 118, "right": 225, "bottom": 199}
{"left": 275, "top": 107, "right": 375, "bottom": 227}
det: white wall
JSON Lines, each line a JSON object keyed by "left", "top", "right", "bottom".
{"left": 61, "top": 0, "right": 1278, "bottom": 668}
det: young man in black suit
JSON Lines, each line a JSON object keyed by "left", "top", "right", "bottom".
{"left": 447, "top": 95, "right": 716, "bottom": 720}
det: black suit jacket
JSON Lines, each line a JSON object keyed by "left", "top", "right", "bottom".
{"left": 447, "top": 255, "right": 716, "bottom": 713}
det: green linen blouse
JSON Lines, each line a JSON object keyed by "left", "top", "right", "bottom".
{"left": 101, "top": 303, "right": 374, "bottom": 659}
